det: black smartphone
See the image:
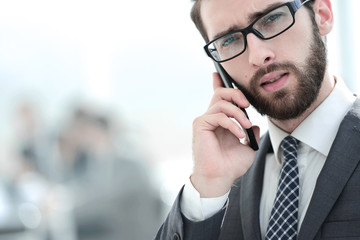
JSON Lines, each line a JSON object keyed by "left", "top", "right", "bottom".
{"left": 214, "top": 62, "right": 259, "bottom": 151}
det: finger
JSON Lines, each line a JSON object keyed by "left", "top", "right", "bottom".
{"left": 207, "top": 100, "right": 252, "bottom": 129}
{"left": 197, "top": 113, "right": 246, "bottom": 139}
{"left": 209, "top": 88, "right": 250, "bottom": 111}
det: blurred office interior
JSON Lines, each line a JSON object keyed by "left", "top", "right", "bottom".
{"left": 0, "top": 0, "right": 359, "bottom": 239}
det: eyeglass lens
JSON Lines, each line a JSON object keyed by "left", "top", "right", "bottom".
{"left": 208, "top": 4, "right": 294, "bottom": 62}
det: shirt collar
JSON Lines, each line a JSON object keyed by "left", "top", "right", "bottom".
{"left": 268, "top": 76, "right": 356, "bottom": 164}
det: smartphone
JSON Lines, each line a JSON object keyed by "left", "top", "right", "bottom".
{"left": 214, "top": 62, "right": 259, "bottom": 151}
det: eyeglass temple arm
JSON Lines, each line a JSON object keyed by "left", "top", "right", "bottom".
{"left": 290, "top": 0, "right": 312, "bottom": 12}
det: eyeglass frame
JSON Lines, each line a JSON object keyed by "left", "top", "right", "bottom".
{"left": 203, "top": 0, "right": 313, "bottom": 63}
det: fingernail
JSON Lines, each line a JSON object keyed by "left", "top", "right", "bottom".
{"left": 242, "top": 96, "right": 249, "bottom": 106}
{"left": 245, "top": 118, "right": 252, "bottom": 127}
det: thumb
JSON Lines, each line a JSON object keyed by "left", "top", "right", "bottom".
{"left": 253, "top": 125, "right": 261, "bottom": 146}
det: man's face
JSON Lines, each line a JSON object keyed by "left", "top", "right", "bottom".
{"left": 201, "top": 0, "right": 327, "bottom": 120}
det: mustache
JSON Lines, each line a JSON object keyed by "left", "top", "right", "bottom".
{"left": 250, "top": 62, "right": 299, "bottom": 85}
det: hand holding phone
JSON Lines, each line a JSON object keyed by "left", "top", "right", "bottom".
{"left": 214, "top": 62, "right": 259, "bottom": 151}
{"left": 189, "top": 61, "right": 260, "bottom": 197}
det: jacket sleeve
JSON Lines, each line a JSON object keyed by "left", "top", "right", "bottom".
{"left": 154, "top": 185, "right": 226, "bottom": 240}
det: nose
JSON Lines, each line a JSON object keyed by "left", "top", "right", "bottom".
{"left": 246, "top": 33, "right": 275, "bottom": 68}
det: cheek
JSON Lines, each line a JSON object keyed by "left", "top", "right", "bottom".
{"left": 278, "top": 17, "right": 314, "bottom": 61}
{"left": 222, "top": 59, "right": 252, "bottom": 84}
{"left": 281, "top": 40, "right": 311, "bottom": 67}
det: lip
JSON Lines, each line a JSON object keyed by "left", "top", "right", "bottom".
{"left": 260, "top": 71, "right": 289, "bottom": 93}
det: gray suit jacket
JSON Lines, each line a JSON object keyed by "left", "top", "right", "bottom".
{"left": 155, "top": 98, "right": 360, "bottom": 240}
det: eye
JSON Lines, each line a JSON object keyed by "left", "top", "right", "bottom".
{"left": 222, "top": 35, "right": 236, "bottom": 47}
{"left": 255, "top": 10, "right": 288, "bottom": 33}
{"left": 262, "top": 12, "right": 284, "bottom": 25}
{"left": 219, "top": 33, "right": 243, "bottom": 48}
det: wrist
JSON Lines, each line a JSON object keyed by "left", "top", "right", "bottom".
{"left": 190, "top": 174, "right": 233, "bottom": 198}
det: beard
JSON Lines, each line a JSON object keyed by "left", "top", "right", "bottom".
{"left": 232, "top": 26, "right": 327, "bottom": 120}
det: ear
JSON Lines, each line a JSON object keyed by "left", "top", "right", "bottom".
{"left": 312, "top": 0, "right": 334, "bottom": 36}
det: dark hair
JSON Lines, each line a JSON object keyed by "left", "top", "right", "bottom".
{"left": 190, "top": 0, "right": 315, "bottom": 43}
{"left": 190, "top": 0, "right": 208, "bottom": 42}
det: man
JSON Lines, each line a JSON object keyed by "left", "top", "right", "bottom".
{"left": 155, "top": 0, "right": 360, "bottom": 239}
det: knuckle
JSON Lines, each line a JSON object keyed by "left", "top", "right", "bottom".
{"left": 192, "top": 116, "right": 202, "bottom": 127}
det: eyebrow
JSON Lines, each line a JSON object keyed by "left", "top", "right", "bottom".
{"left": 211, "top": 1, "right": 285, "bottom": 41}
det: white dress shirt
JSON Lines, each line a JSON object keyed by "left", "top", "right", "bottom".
{"left": 181, "top": 77, "right": 356, "bottom": 239}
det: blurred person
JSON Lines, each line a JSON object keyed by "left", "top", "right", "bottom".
{"left": 55, "top": 105, "right": 164, "bottom": 240}
{"left": 12, "top": 101, "right": 47, "bottom": 176}
{"left": 0, "top": 100, "right": 76, "bottom": 240}
{"left": 155, "top": 0, "right": 360, "bottom": 239}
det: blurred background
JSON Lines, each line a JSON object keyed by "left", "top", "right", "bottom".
{"left": 0, "top": 0, "right": 358, "bottom": 239}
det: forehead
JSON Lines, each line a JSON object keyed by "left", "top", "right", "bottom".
{"left": 201, "top": 0, "right": 288, "bottom": 40}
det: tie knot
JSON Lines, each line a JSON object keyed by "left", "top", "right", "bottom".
{"left": 281, "top": 135, "right": 300, "bottom": 160}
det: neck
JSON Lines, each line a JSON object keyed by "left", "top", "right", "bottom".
{"left": 269, "top": 72, "right": 335, "bottom": 133}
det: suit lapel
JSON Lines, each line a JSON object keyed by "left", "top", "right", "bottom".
{"left": 240, "top": 133, "right": 272, "bottom": 240}
{"left": 298, "top": 98, "right": 360, "bottom": 240}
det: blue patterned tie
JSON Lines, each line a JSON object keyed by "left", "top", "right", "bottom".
{"left": 265, "top": 136, "right": 300, "bottom": 240}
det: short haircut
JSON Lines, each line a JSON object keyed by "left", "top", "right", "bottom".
{"left": 190, "top": 0, "right": 315, "bottom": 43}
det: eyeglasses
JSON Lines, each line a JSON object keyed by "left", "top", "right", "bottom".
{"left": 204, "top": 0, "right": 312, "bottom": 63}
